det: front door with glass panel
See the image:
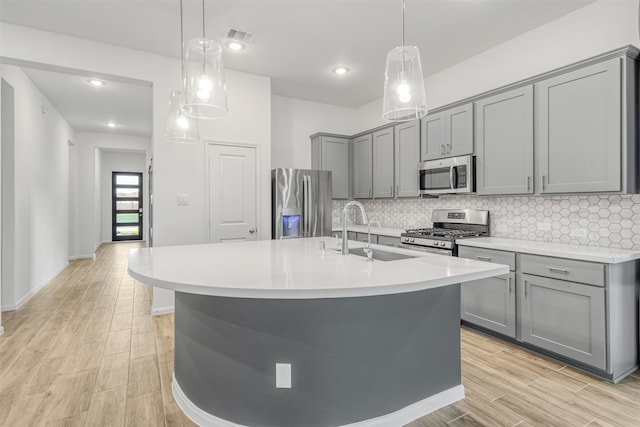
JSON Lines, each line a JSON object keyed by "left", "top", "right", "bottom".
{"left": 112, "top": 172, "right": 143, "bottom": 241}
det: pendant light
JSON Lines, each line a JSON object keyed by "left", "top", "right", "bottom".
{"left": 182, "top": 0, "right": 228, "bottom": 119}
{"left": 166, "top": 0, "right": 199, "bottom": 143}
{"left": 382, "top": 0, "right": 428, "bottom": 122}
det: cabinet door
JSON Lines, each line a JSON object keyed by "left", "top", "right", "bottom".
{"left": 445, "top": 103, "right": 473, "bottom": 157}
{"left": 395, "top": 120, "right": 420, "bottom": 197}
{"left": 537, "top": 58, "right": 621, "bottom": 193}
{"left": 356, "top": 233, "right": 378, "bottom": 244}
{"left": 421, "top": 112, "right": 445, "bottom": 161}
{"left": 520, "top": 274, "right": 606, "bottom": 370}
{"left": 353, "top": 134, "right": 373, "bottom": 198}
{"left": 475, "top": 86, "right": 534, "bottom": 195}
{"left": 461, "top": 272, "right": 516, "bottom": 338}
{"left": 320, "top": 136, "right": 350, "bottom": 199}
{"left": 372, "top": 128, "right": 395, "bottom": 198}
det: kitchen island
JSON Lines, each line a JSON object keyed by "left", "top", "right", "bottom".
{"left": 128, "top": 237, "right": 508, "bottom": 427}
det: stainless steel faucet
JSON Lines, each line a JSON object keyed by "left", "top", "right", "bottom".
{"left": 342, "top": 201, "right": 369, "bottom": 255}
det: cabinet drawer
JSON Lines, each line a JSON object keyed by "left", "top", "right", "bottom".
{"left": 458, "top": 246, "right": 515, "bottom": 271}
{"left": 377, "top": 235, "right": 400, "bottom": 248}
{"left": 356, "top": 233, "right": 378, "bottom": 244}
{"left": 521, "top": 254, "right": 604, "bottom": 287}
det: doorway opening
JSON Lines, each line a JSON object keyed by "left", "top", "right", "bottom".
{"left": 112, "top": 172, "right": 143, "bottom": 241}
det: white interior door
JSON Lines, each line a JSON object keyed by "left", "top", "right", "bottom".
{"left": 209, "top": 144, "right": 258, "bottom": 243}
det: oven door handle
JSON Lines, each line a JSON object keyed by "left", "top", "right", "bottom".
{"left": 399, "top": 243, "right": 452, "bottom": 256}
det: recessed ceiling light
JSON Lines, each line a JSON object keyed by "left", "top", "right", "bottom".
{"left": 107, "top": 121, "right": 117, "bottom": 128}
{"left": 225, "top": 41, "right": 245, "bottom": 51}
{"left": 88, "top": 79, "right": 105, "bottom": 87}
{"left": 332, "top": 66, "right": 350, "bottom": 76}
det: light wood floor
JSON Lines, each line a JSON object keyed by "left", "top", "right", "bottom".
{"left": 0, "top": 243, "right": 638, "bottom": 427}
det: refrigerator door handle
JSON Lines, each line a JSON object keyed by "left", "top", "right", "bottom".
{"left": 307, "top": 175, "right": 313, "bottom": 237}
{"left": 303, "top": 175, "right": 309, "bottom": 237}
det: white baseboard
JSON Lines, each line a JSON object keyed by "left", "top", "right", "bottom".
{"left": 69, "top": 253, "right": 95, "bottom": 260}
{"left": 1, "top": 262, "right": 69, "bottom": 311}
{"left": 151, "top": 305, "right": 175, "bottom": 316}
{"left": 172, "top": 373, "right": 464, "bottom": 427}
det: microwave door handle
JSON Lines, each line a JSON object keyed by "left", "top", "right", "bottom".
{"left": 449, "top": 166, "right": 455, "bottom": 190}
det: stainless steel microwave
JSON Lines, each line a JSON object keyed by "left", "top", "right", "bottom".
{"left": 419, "top": 155, "right": 475, "bottom": 195}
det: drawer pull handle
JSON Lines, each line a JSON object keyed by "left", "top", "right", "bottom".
{"left": 547, "top": 266, "right": 569, "bottom": 274}
{"left": 524, "top": 280, "right": 528, "bottom": 297}
{"left": 476, "top": 256, "right": 492, "bottom": 261}
{"left": 507, "top": 276, "right": 512, "bottom": 293}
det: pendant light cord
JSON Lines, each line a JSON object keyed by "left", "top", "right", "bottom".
{"left": 202, "top": 0, "right": 206, "bottom": 41}
{"left": 402, "top": 0, "right": 405, "bottom": 47}
{"left": 180, "top": 0, "right": 185, "bottom": 80}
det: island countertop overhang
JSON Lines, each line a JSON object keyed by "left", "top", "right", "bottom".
{"left": 128, "top": 237, "right": 509, "bottom": 299}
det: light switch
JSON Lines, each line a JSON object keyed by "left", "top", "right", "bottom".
{"left": 177, "top": 193, "right": 190, "bottom": 206}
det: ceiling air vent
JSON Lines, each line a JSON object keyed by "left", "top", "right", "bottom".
{"left": 225, "top": 27, "right": 256, "bottom": 45}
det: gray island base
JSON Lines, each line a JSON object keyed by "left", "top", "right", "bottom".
{"left": 173, "top": 285, "right": 463, "bottom": 427}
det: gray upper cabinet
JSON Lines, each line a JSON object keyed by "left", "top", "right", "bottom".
{"left": 394, "top": 120, "right": 420, "bottom": 197}
{"left": 372, "top": 128, "right": 395, "bottom": 198}
{"left": 353, "top": 134, "right": 373, "bottom": 199}
{"left": 420, "top": 112, "right": 445, "bottom": 161}
{"left": 310, "top": 134, "right": 350, "bottom": 199}
{"left": 421, "top": 103, "right": 473, "bottom": 161}
{"left": 475, "top": 86, "right": 534, "bottom": 195}
{"left": 536, "top": 58, "right": 622, "bottom": 193}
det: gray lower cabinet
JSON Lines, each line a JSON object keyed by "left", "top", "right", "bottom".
{"left": 536, "top": 57, "right": 622, "bottom": 193}
{"left": 520, "top": 273, "right": 606, "bottom": 370}
{"left": 310, "top": 134, "right": 350, "bottom": 199}
{"left": 355, "top": 232, "right": 378, "bottom": 244}
{"left": 459, "top": 246, "right": 517, "bottom": 338}
{"left": 462, "top": 272, "right": 516, "bottom": 338}
{"left": 421, "top": 103, "right": 473, "bottom": 161}
{"left": 353, "top": 134, "right": 373, "bottom": 199}
{"left": 377, "top": 235, "right": 400, "bottom": 247}
{"left": 475, "top": 86, "right": 534, "bottom": 195}
{"left": 372, "top": 128, "right": 394, "bottom": 198}
{"left": 394, "top": 120, "right": 420, "bottom": 197}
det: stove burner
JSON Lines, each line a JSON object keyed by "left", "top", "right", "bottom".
{"left": 404, "top": 227, "right": 484, "bottom": 239}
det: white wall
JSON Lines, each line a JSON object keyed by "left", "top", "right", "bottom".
{"left": 0, "top": 23, "right": 272, "bottom": 313}
{"left": 73, "top": 133, "right": 151, "bottom": 257}
{"left": 100, "top": 150, "right": 147, "bottom": 242}
{"left": 355, "top": 0, "right": 640, "bottom": 130}
{"left": 271, "top": 96, "right": 357, "bottom": 169}
{"left": 0, "top": 64, "right": 74, "bottom": 311}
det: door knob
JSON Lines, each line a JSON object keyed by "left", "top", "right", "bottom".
{"left": 249, "top": 227, "right": 257, "bottom": 233}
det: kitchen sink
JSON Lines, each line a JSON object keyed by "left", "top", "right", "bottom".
{"left": 349, "top": 247, "right": 417, "bottom": 262}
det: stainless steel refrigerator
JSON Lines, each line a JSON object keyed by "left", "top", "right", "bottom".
{"left": 272, "top": 168, "right": 332, "bottom": 239}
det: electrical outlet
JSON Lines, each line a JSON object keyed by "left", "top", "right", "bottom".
{"left": 537, "top": 222, "right": 551, "bottom": 231}
{"left": 275, "top": 363, "right": 291, "bottom": 388}
{"left": 570, "top": 228, "right": 588, "bottom": 238}
{"left": 177, "top": 193, "right": 190, "bottom": 206}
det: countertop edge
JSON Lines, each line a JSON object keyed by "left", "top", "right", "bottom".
{"left": 128, "top": 264, "right": 509, "bottom": 300}
{"left": 457, "top": 238, "right": 640, "bottom": 264}
{"left": 331, "top": 225, "right": 404, "bottom": 238}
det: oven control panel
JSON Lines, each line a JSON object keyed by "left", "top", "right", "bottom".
{"left": 400, "top": 236, "right": 453, "bottom": 250}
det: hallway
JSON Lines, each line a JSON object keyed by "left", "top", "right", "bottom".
{"left": 0, "top": 242, "right": 194, "bottom": 426}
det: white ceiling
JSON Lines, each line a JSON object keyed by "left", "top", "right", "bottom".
{"left": 20, "top": 67, "right": 153, "bottom": 137}
{"left": 1, "top": 0, "right": 596, "bottom": 135}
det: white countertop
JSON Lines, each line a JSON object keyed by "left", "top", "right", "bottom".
{"left": 457, "top": 237, "right": 640, "bottom": 264}
{"left": 331, "top": 225, "right": 404, "bottom": 237}
{"left": 128, "top": 237, "right": 508, "bottom": 299}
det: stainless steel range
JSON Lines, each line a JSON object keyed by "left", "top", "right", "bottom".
{"left": 400, "top": 209, "right": 489, "bottom": 256}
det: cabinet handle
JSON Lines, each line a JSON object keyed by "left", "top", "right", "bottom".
{"left": 447, "top": 144, "right": 451, "bottom": 154}
{"left": 476, "top": 255, "right": 492, "bottom": 261}
{"left": 390, "top": 186, "right": 393, "bottom": 196}
{"left": 396, "top": 185, "right": 399, "bottom": 196}
{"left": 369, "top": 188, "right": 372, "bottom": 197}
{"left": 524, "top": 280, "right": 528, "bottom": 297}
{"left": 546, "top": 266, "right": 569, "bottom": 274}
{"left": 508, "top": 276, "right": 512, "bottom": 293}
{"left": 440, "top": 145, "right": 445, "bottom": 155}
{"left": 541, "top": 175, "right": 546, "bottom": 191}
{"left": 527, "top": 176, "right": 531, "bottom": 191}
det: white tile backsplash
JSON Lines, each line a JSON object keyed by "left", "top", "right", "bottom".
{"left": 332, "top": 194, "right": 640, "bottom": 250}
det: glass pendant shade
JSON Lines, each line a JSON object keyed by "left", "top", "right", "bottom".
{"left": 382, "top": 45, "right": 428, "bottom": 121}
{"left": 182, "top": 38, "right": 228, "bottom": 119}
{"left": 165, "top": 90, "right": 199, "bottom": 143}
